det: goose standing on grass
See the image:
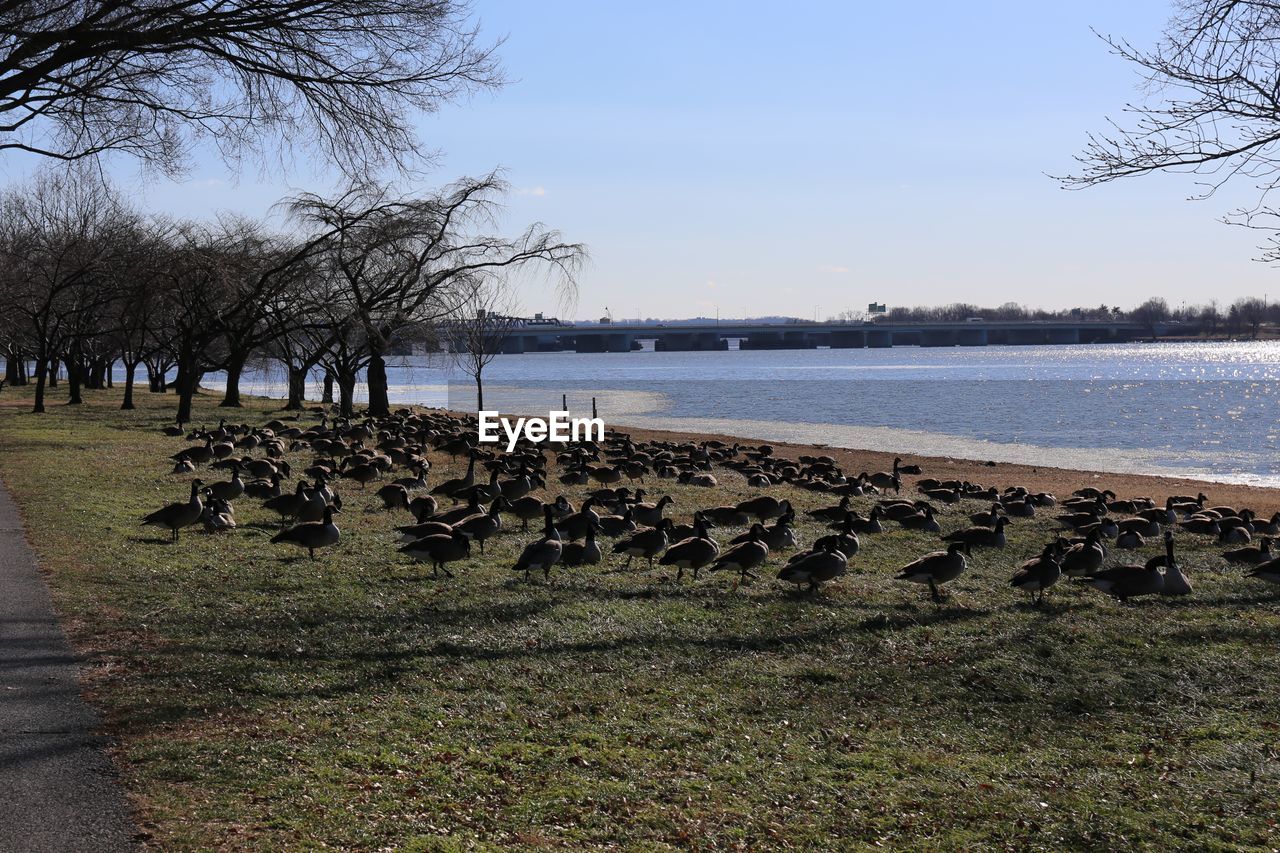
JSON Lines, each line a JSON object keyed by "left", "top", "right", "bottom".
{"left": 1150, "top": 531, "right": 1192, "bottom": 596}
{"left": 710, "top": 525, "right": 770, "bottom": 582}
{"left": 1009, "top": 542, "right": 1062, "bottom": 605}
{"left": 271, "top": 505, "right": 340, "bottom": 560}
{"left": 561, "top": 524, "right": 603, "bottom": 567}
{"left": 896, "top": 542, "right": 968, "bottom": 603}
{"left": 1060, "top": 531, "right": 1106, "bottom": 577}
{"left": 206, "top": 462, "right": 244, "bottom": 503}
{"left": 777, "top": 540, "right": 847, "bottom": 592}
{"left": 142, "top": 480, "right": 205, "bottom": 542}
{"left": 513, "top": 506, "right": 563, "bottom": 581}
{"left": 1075, "top": 559, "right": 1164, "bottom": 603}
{"left": 659, "top": 515, "right": 720, "bottom": 582}
{"left": 399, "top": 529, "right": 470, "bottom": 578}
{"left": 375, "top": 482, "right": 410, "bottom": 511}
{"left": 454, "top": 497, "right": 507, "bottom": 553}
{"left": 612, "top": 518, "right": 674, "bottom": 569}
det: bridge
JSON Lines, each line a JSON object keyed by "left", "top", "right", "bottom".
{"left": 451, "top": 319, "right": 1163, "bottom": 354}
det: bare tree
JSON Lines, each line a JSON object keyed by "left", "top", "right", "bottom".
{"left": 1232, "top": 296, "right": 1268, "bottom": 338}
{"left": 451, "top": 286, "right": 519, "bottom": 412}
{"left": 0, "top": 0, "right": 501, "bottom": 176}
{"left": 1065, "top": 2, "right": 1280, "bottom": 257}
{"left": 290, "top": 174, "right": 584, "bottom": 417}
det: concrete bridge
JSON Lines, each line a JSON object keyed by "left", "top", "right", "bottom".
{"left": 465, "top": 319, "right": 1163, "bottom": 354}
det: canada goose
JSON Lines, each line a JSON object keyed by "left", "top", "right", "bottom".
{"left": 1074, "top": 560, "right": 1164, "bottom": 603}
{"left": 430, "top": 493, "right": 483, "bottom": 527}
{"left": 681, "top": 472, "right": 718, "bottom": 488}
{"left": 1117, "top": 516, "right": 1161, "bottom": 538}
{"left": 1075, "top": 517, "right": 1119, "bottom": 540}
{"left": 633, "top": 495, "right": 674, "bottom": 527}
{"left": 395, "top": 520, "right": 454, "bottom": 542}
{"left": 659, "top": 516, "right": 721, "bottom": 582}
{"left": 710, "top": 525, "right": 770, "bottom": 581}
{"left": 297, "top": 480, "right": 338, "bottom": 523}
{"left": 454, "top": 468, "right": 502, "bottom": 504}
{"left": 1060, "top": 531, "right": 1106, "bottom": 577}
{"left": 1223, "top": 536, "right": 1273, "bottom": 566}
{"left": 561, "top": 524, "right": 603, "bottom": 567}
{"left": 897, "top": 506, "right": 940, "bottom": 533}
{"left": 1245, "top": 558, "right": 1280, "bottom": 587}
{"left": 702, "top": 505, "right": 750, "bottom": 526}
{"left": 777, "top": 541, "right": 847, "bottom": 592}
{"left": 1217, "top": 521, "right": 1252, "bottom": 545}
{"left": 499, "top": 469, "right": 539, "bottom": 501}
{"left": 375, "top": 483, "right": 410, "bottom": 511}
{"left": 1137, "top": 498, "right": 1178, "bottom": 525}
{"left": 431, "top": 454, "right": 477, "bottom": 498}
{"left": 201, "top": 497, "right": 237, "bottom": 533}
{"left": 271, "top": 505, "right": 340, "bottom": 560}
{"left": 339, "top": 460, "right": 380, "bottom": 489}
{"left": 392, "top": 461, "right": 430, "bottom": 491}
{"left": 878, "top": 500, "right": 932, "bottom": 521}
{"left": 510, "top": 495, "right": 570, "bottom": 531}
{"left": 1148, "top": 531, "right": 1192, "bottom": 596}
{"left": 867, "top": 458, "right": 902, "bottom": 494}
{"left": 171, "top": 459, "right": 195, "bottom": 475}
{"left": 841, "top": 507, "right": 883, "bottom": 535}
{"left": 1114, "top": 530, "right": 1146, "bottom": 549}
{"left": 454, "top": 498, "right": 507, "bottom": 553}
{"left": 142, "top": 480, "right": 205, "bottom": 541}
{"left": 1002, "top": 499, "right": 1035, "bottom": 518}
{"left": 263, "top": 480, "right": 309, "bottom": 522}
{"left": 589, "top": 465, "right": 623, "bottom": 485}
{"left": 612, "top": 518, "right": 674, "bottom": 569}
{"left": 807, "top": 496, "right": 851, "bottom": 523}
{"left": 735, "top": 495, "right": 788, "bottom": 522}
{"left": 513, "top": 507, "right": 563, "bottom": 581}
{"left": 558, "top": 497, "right": 600, "bottom": 542}
{"left": 1253, "top": 512, "right": 1280, "bottom": 536}
{"left": 162, "top": 423, "right": 185, "bottom": 437}
{"left": 399, "top": 530, "right": 470, "bottom": 578}
{"left": 170, "top": 438, "right": 214, "bottom": 468}
{"left": 813, "top": 515, "right": 860, "bottom": 558}
{"left": 1009, "top": 542, "right": 1062, "bottom": 605}
{"left": 969, "top": 503, "right": 1005, "bottom": 527}
{"left": 943, "top": 517, "right": 1008, "bottom": 549}
{"left": 896, "top": 542, "right": 968, "bottom": 603}
{"left": 596, "top": 507, "right": 637, "bottom": 538}
{"left": 1178, "top": 515, "right": 1221, "bottom": 536}
{"left": 408, "top": 494, "right": 439, "bottom": 523}
{"left": 243, "top": 471, "right": 283, "bottom": 500}
{"left": 205, "top": 461, "right": 245, "bottom": 502}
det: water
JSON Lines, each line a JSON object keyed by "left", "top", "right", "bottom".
{"left": 210, "top": 341, "right": 1280, "bottom": 487}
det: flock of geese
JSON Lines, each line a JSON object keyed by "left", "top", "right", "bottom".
{"left": 142, "top": 410, "right": 1280, "bottom": 605}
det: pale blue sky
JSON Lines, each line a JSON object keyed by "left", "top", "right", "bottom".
{"left": 5, "top": 0, "right": 1276, "bottom": 319}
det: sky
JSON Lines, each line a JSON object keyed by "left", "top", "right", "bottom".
{"left": 4, "top": 0, "right": 1278, "bottom": 320}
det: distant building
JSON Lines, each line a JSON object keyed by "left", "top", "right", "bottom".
{"left": 867, "top": 302, "right": 887, "bottom": 315}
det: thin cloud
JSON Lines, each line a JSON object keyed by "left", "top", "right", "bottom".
{"left": 516, "top": 185, "right": 547, "bottom": 197}
{"left": 817, "top": 264, "right": 850, "bottom": 274}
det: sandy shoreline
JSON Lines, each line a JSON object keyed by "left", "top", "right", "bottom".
{"left": 599, "top": 416, "right": 1280, "bottom": 515}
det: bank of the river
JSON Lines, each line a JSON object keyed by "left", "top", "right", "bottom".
{"left": 0, "top": 383, "right": 1277, "bottom": 848}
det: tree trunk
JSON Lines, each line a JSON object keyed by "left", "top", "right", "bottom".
{"left": 220, "top": 351, "right": 247, "bottom": 407}
{"left": 121, "top": 360, "right": 138, "bottom": 410}
{"left": 322, "top": 370, "right": 335, "bottom": 404}
{"left": 32, "top": 359, "right": 47, "bottom": 413}
{"left": 367, "top": 351, "right": 390, "bottom": 417}
{"left": 337, "top": 369, "right": 356, "bottom": 418}
{"left": 66, "top": 356, "right": 83, "bottom": 405}
{"left": 476, "top": 374, "right": 484, "bottom": 412}
{"left": 4, "top": 354, "right": 18, "bottom": 386}
{"left": 286, "top": 366, "right": 308, "bottom": 410}
{"left": 104, "top": 359, "right": 113, "bottom": 389}
{"left": 175, "top": 359, "right": 198, "bottom": 424}
{"left": 47, "top": 358, "right": 57, "bottom": 388}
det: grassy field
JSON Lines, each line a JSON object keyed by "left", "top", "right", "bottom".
{"left": 1, "top": 384, "right": 1278, "bottom": 849}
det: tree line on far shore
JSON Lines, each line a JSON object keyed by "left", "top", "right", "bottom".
{"left": 832, "top": 297, "right": 1278, "bottom": 338}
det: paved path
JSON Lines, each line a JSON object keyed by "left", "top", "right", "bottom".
{"left": 0, "top": 477, "right": 138, "bottom": 851}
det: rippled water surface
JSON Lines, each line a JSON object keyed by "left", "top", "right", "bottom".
{"left": 217, "top": 341, "right": 1280, "bottom": 486}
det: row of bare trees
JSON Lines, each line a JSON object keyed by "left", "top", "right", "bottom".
{"left": 0, "top": 167, "right": 583, "bottom": 419}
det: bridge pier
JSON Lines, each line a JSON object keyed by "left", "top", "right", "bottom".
{"left": 957, "top": 328, "right": 987, "bottom": 346}
{"left": 920, "top": 329, "right": 957, "bottom": 347}
{"left": 1046, "top": 328, "right": 1080, "bottom": 345}
{"left": 866, "top": 330, "right": 893, "bottom": 348}
{"left": 830, "top": 330, "right": 866, "bottom": 348}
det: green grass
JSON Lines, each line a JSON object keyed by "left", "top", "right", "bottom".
{"left": 1, "top": 384, "right": 1278, "bottom": 849}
